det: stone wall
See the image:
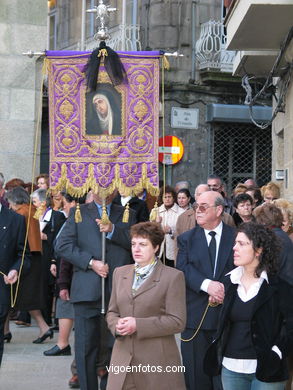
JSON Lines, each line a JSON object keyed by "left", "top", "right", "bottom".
{"left": 0, "top": 0, "right": 47, "bottom": 183}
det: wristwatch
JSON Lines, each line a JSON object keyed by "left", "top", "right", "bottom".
{"left": 88, "top": 258, "right": 94, "bottom": 269}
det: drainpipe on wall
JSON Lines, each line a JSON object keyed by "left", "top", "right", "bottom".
{"left": 191, "top": 0, "right": 198, "bottom": 82}
{"left": 81, "top": 0, "right": 86, "bottom": 50}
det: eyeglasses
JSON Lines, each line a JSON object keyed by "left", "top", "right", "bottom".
{"left": 194, "top": 203, "right": 217, "bottom": 212}
{"left": 208, "top": 184, "right": 221, "bottom": 190}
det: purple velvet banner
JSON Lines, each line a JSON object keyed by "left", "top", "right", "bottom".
{"left": 46, "top": 51, "right": 161, "bottom": 197}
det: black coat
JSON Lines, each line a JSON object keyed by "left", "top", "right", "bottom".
{"left": 0, "top": 206, "right": 30, "bottom": 305}
{"left": 113, "top": 195, "right": 149, "bottom": 223}
{"left": 204, "top": 274, "right": 293, "bottom": 382}
{"left": 273, "top": 227, "right": 293, "bottom": 286}
{"left": 55, "top": 201, "right": 136, "bottom": 304}
{"left": 176, "top": 223, "right": 235, "bottom": 330}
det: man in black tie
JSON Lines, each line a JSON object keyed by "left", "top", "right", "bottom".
{"left": 177, "top": 191, "right": 235, "bottom": 390}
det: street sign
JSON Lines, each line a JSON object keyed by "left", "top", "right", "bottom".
{"left": 171, "top": 107, "right": 199, "bottom": 129}
{"left": 159, "top": 135, "right": 184, "bottom": 165}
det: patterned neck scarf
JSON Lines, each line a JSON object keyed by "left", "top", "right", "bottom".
{"left": 132, "top": 258, "right": 157, "bottom": 293}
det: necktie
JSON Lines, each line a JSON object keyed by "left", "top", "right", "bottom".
{"left": 208, "top": 231, "right": 217, "bottom": 273}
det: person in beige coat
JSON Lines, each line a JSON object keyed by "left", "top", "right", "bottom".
{"left": 106, "top": 222, "right": 186, "bottom": 390}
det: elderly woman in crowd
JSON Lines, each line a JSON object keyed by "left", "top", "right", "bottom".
{"left": 4, "top": 187, "right": 51, "bottom": 343}
{"left": 232, "top": 183, "right": 248, "bottom": 199}
{"left": 31, "top": 188, "right": 66, "bottom": 332}
{"left": 253, "top": 203, "right": 293, "bottom": 286}
{"left": 106, "top": 221, "right": 186, "bottom": 390}
{"left": 156, "top": 186, "right": 184, "bottom": 267}
{"left": 232, "top": 193, "right": 254, "bottom": 227}
{"left": 261, "top": 182, "right": 280, "bottom": 203}
{"left": 204, "top": 222, "right": 293, "bottom": 390}
{"left": 273, "top": 198, "right": 293, "bottom": 241}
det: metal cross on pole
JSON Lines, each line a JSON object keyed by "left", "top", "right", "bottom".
{"left": 87, "top": 0, "right": 117, "bottom": 42}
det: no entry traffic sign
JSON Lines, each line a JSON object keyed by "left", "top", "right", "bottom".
{"left": 158, "top": 135, "right": 184, "bottom": 165}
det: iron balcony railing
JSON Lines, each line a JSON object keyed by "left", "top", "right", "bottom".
{"left": 86, "top": 24, "right": 142, "bottom": 52}
{"left": 195, "top": 20, "right": 236, "bottom": 72}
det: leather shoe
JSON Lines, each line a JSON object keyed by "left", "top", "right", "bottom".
{"left": 44, "top": 344, "right": 71, "bottom": 356}
{"left": 4, "top": 332, "right": 12, "bottom": 343}
{"left": 32, "top": 328, "right": 53, "bottom": 344}
{"left": 68, "top": 374, "right": 80, "bottom": 388}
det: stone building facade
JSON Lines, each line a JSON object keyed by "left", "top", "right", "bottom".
{"left": 225, "top": 0, "right": 293, "bottom": 200}
{"left": 1, "top": 0, "right": 273, "bottom": 195}
{"left": 0, "top": 0, "right": 47, "bottom": 182}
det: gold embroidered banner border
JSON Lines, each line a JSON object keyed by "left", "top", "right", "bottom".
{"left": 46, "top": 51, "right": 161, "bottom": 198}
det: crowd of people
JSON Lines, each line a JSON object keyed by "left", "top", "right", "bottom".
{"left": 0, "top": 170, "right": 293, "bottom": 390}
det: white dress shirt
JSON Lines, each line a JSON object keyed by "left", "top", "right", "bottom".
{"left": 200, "top": 222, "right": 223, "bottom": 292}
{"left": 222, "top": 266, "right": 281, "bottom": 374}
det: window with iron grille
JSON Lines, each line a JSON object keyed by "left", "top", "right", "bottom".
{"left": 211, "top": 122, "right": 272, "bottom": 194}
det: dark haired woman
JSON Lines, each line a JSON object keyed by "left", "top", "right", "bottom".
{"left": 204, "top": 222, "right": 293, "bottom": 390}
{"left": 232, "top": 193, "right": 255, "bottom": 227}
{"left": 177, "top": 188, "right": 192, "bottom": 211}
{"left": 157, "top": 186, "right": 184, "bottom": 267}
{"left": 106, "top": 222, "right": 186, "bottom": 390}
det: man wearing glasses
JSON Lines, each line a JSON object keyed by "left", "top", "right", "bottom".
{"left": 177, "top": 190, "right": 235, "bottom": 390}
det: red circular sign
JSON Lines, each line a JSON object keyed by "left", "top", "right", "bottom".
{"left": 158, "top": 136, "right": 184, "bottom": 165}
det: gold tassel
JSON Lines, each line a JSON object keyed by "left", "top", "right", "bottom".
{"left": 101, "top": 204, "right": 110, "bottom": 224}
{"left": 33, "top": 204, "right": 44, "bottom": 220}
{"left": 75, "top": 203, "right": 82, "bottom": 223}
{"left": 98, "top": 48, "right": 108, "bottom": 58}
{"left": 122, "top": 203, "right": 130, "bottom": 223}
{"left": 149, "top": 202, "right": 158, "bottom": 222}
{"left": 163, "top": 55, "right": 170, "bottom": 70}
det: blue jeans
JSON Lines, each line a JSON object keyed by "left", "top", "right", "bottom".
{"left": 222, "top": 366, "right": 286, "bottom": 390}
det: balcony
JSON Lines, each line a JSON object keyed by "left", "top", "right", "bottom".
{"left": 195, "top": 20, "right": 236, "bottom": 77}
{"left": 225, "top": 0, "right": 293, "bottom": 51}
{"left": 86, "top": 24, "right": 142, "bottom": 52}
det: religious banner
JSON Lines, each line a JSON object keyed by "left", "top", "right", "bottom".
{"left": 46, "top": 50, "right": 161, "bottom": 198}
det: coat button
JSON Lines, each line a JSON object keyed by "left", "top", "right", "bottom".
{"left": 252, "top": 333, "right": 257, "bottom": 339}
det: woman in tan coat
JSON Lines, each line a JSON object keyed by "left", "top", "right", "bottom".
{"left": 106, "top": 222, "right": 186, "bottom": 390}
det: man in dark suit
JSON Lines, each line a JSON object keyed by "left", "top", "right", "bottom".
{"left": 177, "top": 191, "right": 235, "bottom": 390}
{"left": 0, "top": 203, "right": 30, "bottom": 365}
{"left": 55, "top": 191, "right": 135, "bottom": 390}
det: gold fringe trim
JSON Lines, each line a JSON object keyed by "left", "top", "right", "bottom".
{"left": 122, "top": 203, "right": 130, "bottom": 223}
{"left": 75, "top": 203, "right": 82, "bottom": 223}
{"left": 149, "top": 202, "right": 158, "bottom": 222}
{"left": 50, "top": 163, "right": 160, "bottom": 199}
{"left": 101, "top": 204, "right": 110, "bottom": 224}
{"left": 42, "top": 58, "right": 49, "bottom": 75}
{"left": 98, "top": 48, "right": 108, "bottom": 58}
{"left": 33, "top": 204, "right": 44, "bottom": 220}
{"left": 163, "top": 55, "right": 170, "bottom": 70}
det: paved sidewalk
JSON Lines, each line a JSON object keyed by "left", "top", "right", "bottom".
{"left": 1, "top": 322, "right": 74, "bottom": 390}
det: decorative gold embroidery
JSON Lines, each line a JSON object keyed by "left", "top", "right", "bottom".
{"left": 59, "top": 99, "right": 74, "bottom": 121}
{"left": 47, "top": 55, "right": 160, "bottom": 197}
{"left": 134, "top": 100, "right": 148, "bottom": 121}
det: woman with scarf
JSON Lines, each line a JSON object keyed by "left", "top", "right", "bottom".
{"left": 106, "top": 222, "right": 186, "bottom": 390}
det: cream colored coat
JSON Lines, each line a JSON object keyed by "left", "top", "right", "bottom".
{"left": 158, "top": 203, "right": 185, "bottom": 260}
{"left": 106, "top": 261, "right": 186, "bottom": 390}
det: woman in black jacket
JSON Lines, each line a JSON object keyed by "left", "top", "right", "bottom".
{"left": 204, "top": 222, "right": 293, "bottom": 390}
